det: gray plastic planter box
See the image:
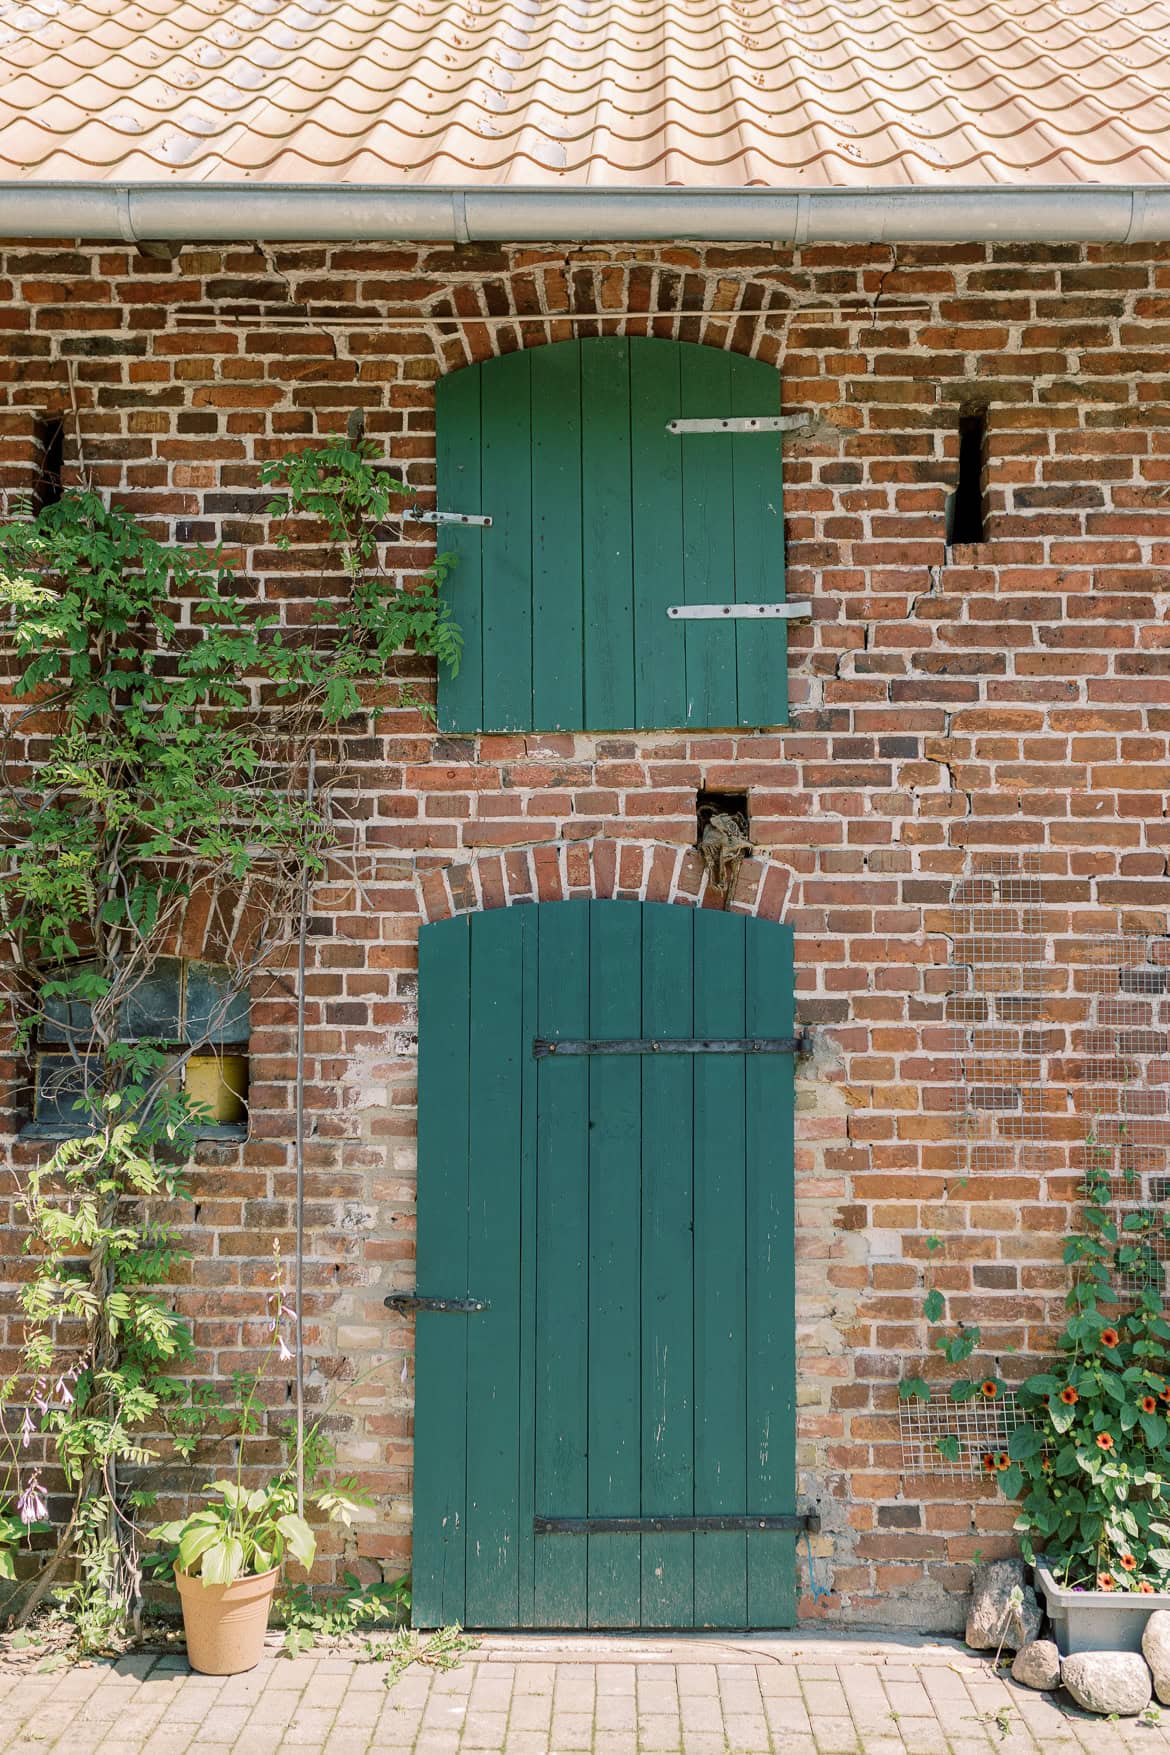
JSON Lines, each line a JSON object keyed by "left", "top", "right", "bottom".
{"left": 1036, "top": 1564, "right": 1170, "bottom": 1655}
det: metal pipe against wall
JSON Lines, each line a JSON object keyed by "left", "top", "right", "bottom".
{"left": 0, "top": 182, "right": 1168, "bottom": 244}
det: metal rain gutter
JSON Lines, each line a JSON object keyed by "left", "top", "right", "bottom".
{"left": 0, "top": 182, "right": 1168, "bottom": 244}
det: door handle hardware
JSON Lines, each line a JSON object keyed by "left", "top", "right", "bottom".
{"left": 383, "top": 1294, "right": 489, "bottom": 1314}
{"left": 534, "top": 1513, "right": 820, "bottom": 1535}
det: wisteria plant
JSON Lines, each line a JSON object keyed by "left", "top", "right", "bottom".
{"left": 904, "top": 1155, "right": 1170, "bottom": 1593}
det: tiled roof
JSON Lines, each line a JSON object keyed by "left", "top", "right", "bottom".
{"left": 1, "top": 0, "right": 1169, "bottom": 188}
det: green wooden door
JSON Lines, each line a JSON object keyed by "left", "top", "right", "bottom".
{"left": 436, "top": 338, "right": 789, "bottom": 734}
{"left": 411, "top": 900, "right": 797, "bottom": 1630}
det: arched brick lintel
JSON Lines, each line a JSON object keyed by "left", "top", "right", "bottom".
{"left": 415, "top": 838, "right": 792, "bottom": 927}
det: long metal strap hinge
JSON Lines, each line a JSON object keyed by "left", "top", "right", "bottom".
{"left": 407, "top": 508, "right": 493, "bottom": 527}
{"left": 535, "top": 1513, "right": 820, "bottom": 1535}
{"left": 667, "top": 602, "right": 812, "bottom": 621}
{"left": 667, "top": 415, "right": 810, "bottom": 436}
{"left": 534, "top": 1036, "right": 804, "bottom": 1059}
{"left": 384, "top": 1294, "right": 489, "bottom": 1314}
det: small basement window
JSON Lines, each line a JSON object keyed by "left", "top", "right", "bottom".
{"left": 949, "top": 409, "right": 987, "bottom": 546}
{"left": 27, "top": 958, "right": 249, "bottom": 1139}
{"left": 34, "top": 416, "right": 65, "bottom": 512}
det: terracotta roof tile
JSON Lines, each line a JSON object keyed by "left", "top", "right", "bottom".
{"left": 0, "top": 0, "right": 1168, "bottom": 185}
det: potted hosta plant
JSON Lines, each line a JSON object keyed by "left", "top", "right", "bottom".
{"left": 903, "top": 1153, "right": 1170, "bottom": 1653}
{"left": 155, "top": 1475, "right": 357, "bottom": 1674}
{"left": 152, "top": 1249, "right": 360, "bottom": 1674}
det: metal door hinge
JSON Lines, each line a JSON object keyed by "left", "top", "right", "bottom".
{"left": 667, "top": 602, "right": 812, "bottom": 621}
{"left": 384, "top": 1293, "right": 489, "bottom": 1314}
{"left": 534, "top": 1036, "right": 804, "bottom": 1059}
{"left": 534, "top": 1513, "right": 820, "bottom": 1535}
{"left": 407, "top": 508, "right": 493, "bottom": 528}
{"left": 667, "top": 415, "right": 810, "bottom": 436}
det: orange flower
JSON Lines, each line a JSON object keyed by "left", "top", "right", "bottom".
{"left": 1142, "top": 1396, "right": 1158, "bottom": 1414}
{"left": 1121, "top": 1554, "right": 1138, "bottom": 1572}
{"left": 1098, "top": 1573, "right": 1116, "bottom": 1590}
{"left": 981, "top": 1453, "right": 997, "bottom": 1473}
{"left": 995, "top": 1453, "right": 1011, "bottom": 1472}
{"left": 1140, "top": 1582, "right": 1156, "bottom": 1594}
{"left": 1061, "top": 1387, "right": 1079, "bottom": 1405}
{"left": 1101, "top": 1328, "right": 1120, "bottom": 1348}
{"left": 1041, "top": 1457, "right": 1053, "bottom": 1474}
{"left": 1096, "top": 1432, "right": 1115, "bottom": 1452}
{"left": 980, "top": 1381, "right": 999, "bottom": 1399}
{"left": 1159, "top": 1387, "right": 1170, "bottom": 1405}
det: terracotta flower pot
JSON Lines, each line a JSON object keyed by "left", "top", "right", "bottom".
{"left": 175, "top": 1565, "right": 279, "bottom": 1675}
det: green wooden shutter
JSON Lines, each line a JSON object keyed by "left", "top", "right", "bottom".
{"left": 411, "top": 901, "right": 797, "bottom": 1631}
{"left": 436, "top": 338, "right": 789, "bottom": 734}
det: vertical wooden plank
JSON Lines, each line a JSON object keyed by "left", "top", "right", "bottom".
{"left": 464, "top": 908, "right": 526, "bottom": 1626}
{"left": 692, "top": 911, "right": 749, "bottom": 1627}
{"left": 640, "top": 903, "right": 695, "bottom": 1627}
{"left": 516, "top": 905, "right": 539, "bottom": 1626}
{"left": 581, "top": 337, "right": 635, "bottom": 729}
{"left": 534, "top": 899, "right": 590, "bottom": 1626}
{"left": 481, "top": 349, "right": 533, "bottom": 731}
{"left": 745, "top": 919, "right": 798, "bottom": 1627}
{"left": 630, "top": 340, "right": 686, "bottom": 730}
{"left": 680, "top": 346, "right": 737, "bottom": 729}
{"left": 412, "top": 917, "right": 471, "bottom": 1627}
{"left": 730, "top": 355, "right": 787, "bottom": 727}
{"left": 586, "top": 900, "right": 643, "bottom": 1626}
{"left": 531, "top": 343, "right": 585, "bottom": 730}
{"left": 435, "top": 367, "right": 484, "bottom": 733}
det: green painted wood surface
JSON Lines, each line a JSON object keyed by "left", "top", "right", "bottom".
{"left": 585, "top": 900, "right": 643, "bottom": 1625}
{"left": 434, "top": 339, "right": 787, "bottom": 733}
{"left": 411, "top": 915, "right": 471, "bottom": 1627}
{"left": 412, "top": 901, "right": 796, "bottom": 1630}
{"left": 534, "top": 900, "right": 590, "bottom": 1627}
{"left": 746, "top": 919, "right": 798, "bottom": 1626}
{"left": 639, "top": 905, "right": 696, "bottom": 1627}
{"left": 433, "top": 366, "right": 483, "bottom": 736}
{"left": 532, "top": 344, "right": 585, "bottom": 729}
{"left": 693, "top": 910, "right": 749, "bottom": 1627}
{"left": 464, "top": 905, "right": 527, "bottom": 1625}
{"left": 581, "top": 338, "right": 636, "bottom": 729}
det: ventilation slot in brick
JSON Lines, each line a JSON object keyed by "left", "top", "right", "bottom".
{"left": 696, "top": 788, "right": 749, "bottom": 846}
{"left": 949, "top": 408, "right": 987, "bottom": 546}
{"left": 34, "top": 416, "right": 65, "bottom": 511}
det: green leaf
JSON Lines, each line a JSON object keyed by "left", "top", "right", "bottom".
{"left": 899, "top": 1378, "right": 931, "bottom": 1402}
{"left": 935, "top": 1435, "right": 961, "bottom": 1463}
{"left": 200, "top": 1537, "right": 245, "bottom": 1586}
{"left": 276, "top": 1514, "right": 317, "bottom": 1572}
{"left": 923, "top": 1290, "right": 945, "bottom": 1323}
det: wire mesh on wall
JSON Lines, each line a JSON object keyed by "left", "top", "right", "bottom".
{"left": 900, "top": 853, "right": 1170, "bottom": 1476}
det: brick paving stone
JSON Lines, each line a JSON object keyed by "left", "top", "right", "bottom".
{"left": 8, "top": 1633, "right": 1170, "bottom": 1752}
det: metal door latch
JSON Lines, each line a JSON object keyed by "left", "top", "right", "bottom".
{"left": 384, "top": 1294, "right": 489, "bottom": 1314}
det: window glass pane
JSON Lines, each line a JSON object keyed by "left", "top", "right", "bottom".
{"left": 119, "top": 959, "right": 182, "bottom": 1041}
{"left": 34, "top": 1053, "right": 98, "bottom": 1127}
{"left": 40, "top": 961, "right": 99, "bottom": 1043}
{"left": 186, "top": 1053, "right": 248, "bottom": 1124}
{"left": 185, "top": 964, "right": 249, "bottom": 1044}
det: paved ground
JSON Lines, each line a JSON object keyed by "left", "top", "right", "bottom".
{"left": 0, "top": 1631, "right": 1166, "bottom": 1754}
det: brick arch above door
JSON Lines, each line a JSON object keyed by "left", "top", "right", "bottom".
{"left": 415, "top": 837, "right": 793, "bottom": 927}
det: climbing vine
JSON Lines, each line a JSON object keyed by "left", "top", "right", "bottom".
{"left": 0, "top": 441, "right": 457, "bottom": 1636}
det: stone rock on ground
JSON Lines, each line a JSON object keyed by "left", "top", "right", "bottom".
{"left": 1061, "top": 1651, "right": 1152, "bottom": 1717}
{"left": 1011, "top": 1639, "right": 1061, "bottom": 1691}
{"left": 1142, "top": 1609, "right": 1170, "bottom": 1704}
{"left": 965, "top": 1558, "right": 1043, "bottom": 1652}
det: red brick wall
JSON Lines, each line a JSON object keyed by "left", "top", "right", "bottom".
{"left": 1, "top": 236, "right": 1169, "bottom": 1632}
